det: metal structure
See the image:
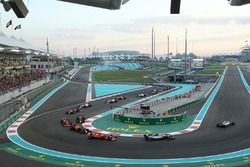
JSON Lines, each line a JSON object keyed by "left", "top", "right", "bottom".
{"left": 184, "top": 29, "right": 188, "bottom": 81}
{"left": 1, "top": 0, "right": 250, "bottom": 18}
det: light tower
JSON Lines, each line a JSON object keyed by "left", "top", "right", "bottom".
{"left": 184, "top": 28, "right": 188, "bottom": 81}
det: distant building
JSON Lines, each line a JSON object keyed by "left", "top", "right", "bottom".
{"left": 240, "top": 44, "right": 250, "bottom": 62}
{"left": 90, "top": 50, "right": 152, "bottom": 61}
{"left": 30, "top": 55, "right": 64, "bottom": 73}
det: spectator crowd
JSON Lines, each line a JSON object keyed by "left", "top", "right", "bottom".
{"left": 0, "top": 70, "right": 46, "bottom": 95}
{"left": 0, "top": 59, "right": 29, "bottom": 69}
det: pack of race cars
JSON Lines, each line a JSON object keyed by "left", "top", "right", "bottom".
{"left": 61, "top": 117, "right": 117, "bottom": 141}
{"left": 60, "top": 88, "right": 236, "bottom": 142}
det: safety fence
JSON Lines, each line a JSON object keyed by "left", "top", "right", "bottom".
{"left": 0, "top": 80, "right": 65, "bottom": 135}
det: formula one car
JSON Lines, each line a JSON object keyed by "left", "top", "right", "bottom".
{"left": 79, "top": 103, "right": 92, "bottom": 109}
{"left": 106, "top": 99, "right": 118, "bottom": 104}
{"left": 66, "top": 108, "right": 80, "bottom": 115}
{"left": 88, "top": 132, "right": 117, "bottom": 141}
{"left": 115, "top": 96, "right": 127, "bottom": 100}
{"left": 83, "top": 128, "right": 91, "bottom": 134}
{"left": 144, "top": 134, "right": 175, "bottom": 141}
{"left": 217, "top": 121, "right": 235, "bottom": 128}
{"left": 70, "top": 124, "right": 82, "bottom": 132}
{"left": 76, "top": 115, "right": 85, "bottom": 124}
{"left": 61, "top": 118, "right": 72, "bottom": 127}
{"left": 151, "top": 89, "right": 158, "bottom": 95}
{"left": 137, "top": 93, "right": 146, "bottom": 98}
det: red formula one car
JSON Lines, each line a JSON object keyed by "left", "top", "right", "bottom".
{"left": 115, "top": 96, "right": 127, "bottom": 100}
{"left": 70, "top": 124, "right": 82, "bottom": 132}
{"left": 70, "top": 123, "right": 90, "bottom": 134}
{"left": 88, "top": 132, "right": 117, "bottom": 141}
{"left": 66, "top": 108, "right": 80, "bottom": 115}
{"left": 76, "top": 115, "right": 85, "bottom": 124}
{"left": 61, "top": 118, "right": 72, "bottom": 127}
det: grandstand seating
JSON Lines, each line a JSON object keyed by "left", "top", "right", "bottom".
{"left": 0, "top": 59, "right": 29, "bottom": 70}
{"left": 0, "top": 57, "right": 46, "bottom": 95}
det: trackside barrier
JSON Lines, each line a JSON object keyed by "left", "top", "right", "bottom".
{"left": 168, "top": 98, "right": 203, "bottom": 114}
{"left": 113, "top": 98, "right": 203, "bottom": 125}
{"left": 0, "top": 80, "right": 65, "bottom": 135}
{"left": 113, "top": 112, "right": 187, "bottom": 125}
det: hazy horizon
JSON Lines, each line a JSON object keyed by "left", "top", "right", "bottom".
{"left": 1, "top": 0, "right": 250, "bottom": 57}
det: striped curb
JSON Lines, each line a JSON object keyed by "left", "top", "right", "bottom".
{"left": 6, "top": 80, "right": 69, "bottom": 137}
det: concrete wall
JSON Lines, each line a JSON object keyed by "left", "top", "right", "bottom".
{"left": 0, "top": 77, "right": 50, "bottom": 105}
{"left": 0, "top": 100, "right": 21, "bottom": 122}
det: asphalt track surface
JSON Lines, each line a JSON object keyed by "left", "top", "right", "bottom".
{"left": 1, "top": 66, "right": 250, "bottom": 166}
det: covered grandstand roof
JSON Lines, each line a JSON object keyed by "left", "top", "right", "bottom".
{"left": 0, "top": 32, "right": 32, "bottom": 49}
{"left": 241, "top": 44, "right": 250, "bottom": 50}
{"left": 0, "top": 32, "right": 57, "bottom": 57}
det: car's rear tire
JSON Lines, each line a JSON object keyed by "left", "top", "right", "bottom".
{"left": 217, "top": 123, "right": 222, "bottom": 127}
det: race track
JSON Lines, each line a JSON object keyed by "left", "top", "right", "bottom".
{"left": 1, "top": 66, "right": 250, "bottom": 166}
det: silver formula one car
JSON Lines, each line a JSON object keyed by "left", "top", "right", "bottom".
{"left": 144, "top": 134, "right": 175, "bottom": 141}
{"left": 137, "top": 93, "right": 146, "bottom": 98}
{"left": 217, "top": 120, "right": 235, "bottom": 128}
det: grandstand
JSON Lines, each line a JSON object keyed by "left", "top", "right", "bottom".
{"left": 0, "top": 33, "right": 63, "bottom": 104}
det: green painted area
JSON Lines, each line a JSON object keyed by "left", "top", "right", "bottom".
{"left": 93, "top": 70, "right": 155, "bottom": 83}
{"left": 113, "top": 77, "right": 155, "bottom": 83}
{"left": 92, "top": 114, "right": 196, "bottom": 134}
{"left": 0, "top": 142, "right": 250, "bottom": 167}
{"left": 195, "top": 64, "right": 226, "bottom": 75}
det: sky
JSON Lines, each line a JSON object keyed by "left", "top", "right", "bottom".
{"left": 1, "top": 0, "right": 250, "bottom": 57}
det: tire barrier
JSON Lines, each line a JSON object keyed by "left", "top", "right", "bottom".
{"left": 113, "top": 112, "right": 187, "bottom": 125}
